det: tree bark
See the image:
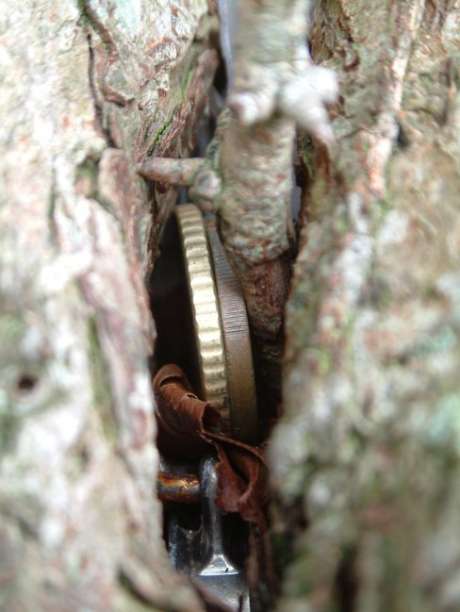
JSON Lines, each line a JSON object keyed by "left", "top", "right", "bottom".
{"left": 3, "top": 0, "right": 460, "bottom": 610}
{"left": 270, "top": 1, "right": 460, "bottom": 610}
{"left": 138, "top": 0, "right": 338, "bottom": 421}
{"left": 0, "top": 1, "right": 216, "bottom": 610}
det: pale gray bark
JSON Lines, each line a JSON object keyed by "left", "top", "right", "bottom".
{"left": 3, "top": 0, "right": 460, "bottom": 610}
{"left": 0, "top": 1, "right": 215, "bottom": 610}
{"left": 270, "top": 1, "right": 460, "bottom": 610}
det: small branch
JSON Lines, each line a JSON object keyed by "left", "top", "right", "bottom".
{"left": 217, "top": 0, "right": 337, "bottom": 415}
{"left": 137, "top": 157, "right": 203, "bottom": 185}
{"left": 138, "top": 0, "right": 337, "bottom": 419}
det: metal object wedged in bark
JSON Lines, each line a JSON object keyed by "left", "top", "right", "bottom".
{"left": 168, "top": 458, "right": 250, "bottom": 611}
{"left": 198, "top": 457, "right": 250, "bottom": 611}
{"left": 175, "top": 203, "right": 258, "bottom": 443}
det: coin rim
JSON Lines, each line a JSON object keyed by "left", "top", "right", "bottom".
{"left": 206, "top": 220, "right": 258, "bottom": 443}
{"left": 175, "top": 204, "right": 229, "bottom": 415}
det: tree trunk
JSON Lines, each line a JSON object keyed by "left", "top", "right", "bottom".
{"left": 2, "top": 0, "right": 460, "bottom": 611}
{"left": 270, "top": 1, "right": 460, "bottom": 611}
{"left": 0, "top": 1, "right": 216, "bottom": 610}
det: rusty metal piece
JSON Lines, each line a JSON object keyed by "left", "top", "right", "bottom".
{"left": 158, "top": 471, "right": 201, "bottom": 505}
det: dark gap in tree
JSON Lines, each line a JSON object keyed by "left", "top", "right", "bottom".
{"left": 16, "top": 373, "right": 38, "bottom": 392}
{"left": 334, "top": 546, "right": 359, "bottom": 612}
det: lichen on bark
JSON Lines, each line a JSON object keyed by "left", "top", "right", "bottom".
{"left": 3, "top": 0, "right": 459, "bottom": 609}
{"left": 270, "top": 2, "right": 460, "bottom": 610}
{"left": 0, "top": 1, "right": 216, "bottom": 609}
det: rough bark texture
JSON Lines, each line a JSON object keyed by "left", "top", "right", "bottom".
{"left": 270, "top": 1, "right": 460, "bottom": 610}
{"left": 139, "top": 0, "right": 338, "bottom": 419}
{"left": 0, "top": 1, "right": 216, "bottom": 610}
{"left": 203, "top": 0, "right": 337, "bottom": 420}
{"left": 3, "top": 0, "right": 460, "bottom": 610}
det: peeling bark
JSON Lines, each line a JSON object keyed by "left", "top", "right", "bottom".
{"left": 0, "top": 1, "right": 216, "bottom": 610}
{"left": 270, "top": 1, "right": 460, "bottom": 610}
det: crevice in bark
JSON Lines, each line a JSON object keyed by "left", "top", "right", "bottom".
{"left": 85, "top": 31, "right": 117, "bottom": 149}
{"left": 334, "top": 546, "right": 359, "bottom": 612}
{"left": 424, "top": 0, "right": 455, "bottom": 28}
{"left": 47, "top": 165, "right": 59, "bottom": 247}
{"left": 87, "top": 317, "right": 118, "bottom": 444}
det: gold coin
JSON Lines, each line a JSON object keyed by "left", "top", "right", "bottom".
{"left": 176, "top": 204, "right": 258, "bottom": 442}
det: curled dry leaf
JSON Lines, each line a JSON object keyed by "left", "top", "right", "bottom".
{"left": 153, "top": 364, "right": 268, "bottom": 531}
